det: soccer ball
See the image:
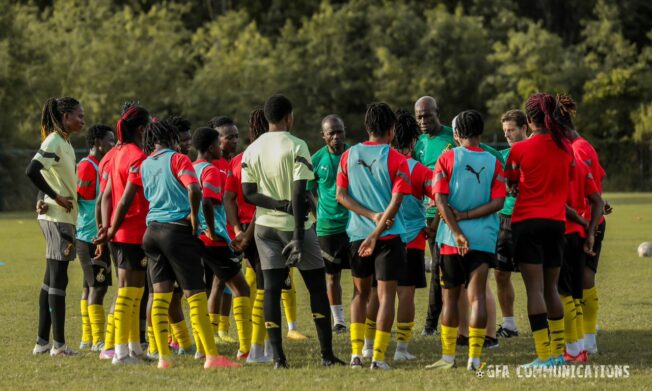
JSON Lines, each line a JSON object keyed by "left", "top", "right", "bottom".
{"left": 638, "top": 242, "right": 652, "bottom": 257}
{"left": 476, "top": 370, "right": 485, "bottom": 378}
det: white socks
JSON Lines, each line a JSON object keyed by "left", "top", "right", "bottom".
{"left": 331, "top": 305, "right": 345, "bottom": 326}
{"left": 502, "top": 316, "right": 517, "bottom": 331}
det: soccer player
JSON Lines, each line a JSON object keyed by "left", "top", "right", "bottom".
{"left": 116, "top": 120, "right": 239, "bottom": 369}
{"left": 242, "top": 94, "right": 342, "bottom": 368}
{"left": 560, "top": 96, "right": 609, "bottom": 355}
{"left": 504, "top": 93, "right": 575, "bottom": 367}
{"left": 495, "top": 110, "right": 528, "bottom": 338}
{"left": 337, "top": 102, "right": 411, "bottom": 370}
{"left": 27, "top": 97, "right": 85, "bottom": 356}
{"left": 391, "top": 110, "right": 431, "bottom": 361}
{"left": 224, "top": 108, "right": 273, "bottom": 363}
{"left": 95, "top": 103, "right": 151, "bottom": 364}
{"left": 425, "top": 110, "right": 505, "bottom": 371}
{"left": 77, "top": 125, "right": 115, "bottom": 352}
{"left": 413, "top": 96, "right": 455, "bottom": 337}
{"left": 308, "top": 114, "right": 350, "bottom": 333}
{"left": 192, "top": 127, "right": 252, "bottom": 361}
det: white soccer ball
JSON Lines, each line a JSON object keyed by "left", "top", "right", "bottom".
{"left": 638, "top": 242, "right": 652, "bottom": 257}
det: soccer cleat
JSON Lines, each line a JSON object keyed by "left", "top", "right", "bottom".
{"left": 484, "top": 336, "right": 499, "bottom": 349}
{"left": 496, "top": 325, "right": 519, "bottom": 338}
{"left": 111, "top": 355, "right": 142, "bottom": 365}
{"left": 236, "top": 350, "right": 250, "bottom": 360}
{"left": 287, "top": 330, "right": 308, "bottom": 340}
{"left": 194, "top": 351, "right": 206, "bottom": 360}
{"left": 456, "top": 335, "right": 469, "bottom": 347}
{"left": 79, "top": 341, "right": 92, "bottom": 350}
{"left": 245, "top": 352, "right": 272, "bottom": 364}
{"left": 563, "top": 350, "right": 589, "bottom": 363}
{"left": 168, "top": 340, "right": 180, "bottom": 351}
{"left": 370, "top": 360, "right": 391, "bottom": 370}
{"left": 467, "top": 360, "right": 483, "bottom": 371}
{"left": 157, "top": 357, "right": 175, "bottom": 369}
{"left": 147, "top": 351, "right": 159, "bottom": 361}
{"left": 177, "top": 345, "right": 196, "bottom": 356}
{"left": 91, "top": 341, "right": 105, "bottom": 352}
{"left": 322, "top": 354, "right": 346, "bottom": 367}
{"left": 205, "top": 355, "right": 243, "bottom": 369}
{"left": 273, "top": 358, "right": 289, "bottom": 369}
{"left": 32, "top": 343, "right": 51, "bottom": 355}
{"left": 551, "top": 355, "right": 567, "bottom": 366}
{"left": 350, "top": 355, "right": 363, "bottom": 369}
{"left": 421, "top": 327, "right": 437, "bottom": 337}
{"left": 333, "top": 324, "right": 347, "bottom": 334}
{"left": 520, "top": 358, "right": 554, "bottom": 368}
{"left": 362, "top": 347, "right": 373, "bottom": 359}
{"left": 425, "top": 358, "right": 456, "bottom": 370}
{"left": 99, "top": 349, "right": 115, "bottom": 360}
{"left": 50, "top": 345, "right": 79, "bottom": 357}
{"left": 393, "top": 350, "right": 417, "bottom": 362}
{"left": 585, "top": 345, "right": 598, "bottom": 355}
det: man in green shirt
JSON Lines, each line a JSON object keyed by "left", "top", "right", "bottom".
{"left": 414, "top": 96, "right": 454, "bottom": 337}
{"left": 495, "top": 109, "right": 528, "bottom": 338}
{"left": 308, "top": 115, "right": 350, "bottom": 334}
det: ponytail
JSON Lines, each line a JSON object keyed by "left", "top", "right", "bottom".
{"left": 40, "top": 97, "right": 80, "bottom": 140}
{"left": 525, "top": 93, "right": 570, "bottom": 151}
{"left": 116, "top": 103, "right": 150, "bottom": 143}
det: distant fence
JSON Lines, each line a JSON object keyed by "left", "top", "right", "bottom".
{"left": 1, "top": 141, "right": 650, "bottom": 211}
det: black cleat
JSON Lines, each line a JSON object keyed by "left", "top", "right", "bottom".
{"left": 421, "top": 327, "right": 437, "bottom": 337}
{"left": 484, "top": 336, "right": 499, "bottom": 349}
{"left": 322, "top": 354, "right": 346, "bottom": 367}
{"left": 497, "top": 325, "right": 519, "bottom": 338}
{"left": 274, "top": 358, "right": 289, "bottom": 369}
{"left": 333, "top": 324, "right": 347, "bottom": 334}
{"left": 456, "top": 335, "right": 469, "bottom": 347}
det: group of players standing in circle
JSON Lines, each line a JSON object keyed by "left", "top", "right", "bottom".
{"left": 26, "top": 91, "right": 608, "bottom": 371}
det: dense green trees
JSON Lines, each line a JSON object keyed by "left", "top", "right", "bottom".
{"left": 0, "top": 0, "right": 650, "bottom": 148}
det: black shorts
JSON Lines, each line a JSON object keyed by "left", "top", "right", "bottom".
{"left": 203, "top": 246, "right": 243, "bottom": 283}
{"left": 439, "top": 250, "right": 495, "bottom": 289}
{"left": 350, "top": 237, "right": 406, "bottom": 281}
{"left": 585, "top": 220, "right": 606, "bottom": 273}
{"left": 398, "top": 249, "right": 427, "bottom": 288}
{"left": 142, "top": 222, "right": 205, "bottom": 291}
{"left": 111, "top": 242, "right": 147, "bottom": 271}
{"left": 318, "top": 233, "right": 351, "bottom": 275}
{"left": 512, "top": 219, "right": 565, "bottom": 268}
{"left": 558, "top": 233, "right": 586, "bottom": 299}
{"left": 496, "top": 214, "right": 519, "bottom": 272}
{"left": 77, "top": 239, "right": 112, "bottom": 288}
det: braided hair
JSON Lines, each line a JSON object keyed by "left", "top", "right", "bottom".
{"left": 40, "top": 97, "right": 80, "bottom": 140}
{"left": 452, "top": 110, "right": 484, "bottom": 139}
{"left": 525, "top": 93, "right": 571, "bottom": 151}
{"left": 143, "top": 120, "right": 179, "bottom": 155}
{"left": 364, "top": 102, "right": 396, "bottom": 137}
{"left": 165, "top": 115, "right": 191, "bottom": 134}
{"left": 392, "top": 109, "right": 420, "bottom": 150}
{"left": 86, "top": 124, "right": 113, "bottom": 148}
{"left": 248, "top": 108, "right": 268, "bottom": 142}
{"left": 116, "top": 102, "right": 150, "bottom": 143}
{"left": 555, "top": 94, "right": 577, "bottom": 131}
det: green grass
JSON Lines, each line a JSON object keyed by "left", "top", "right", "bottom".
{"left": 1, "top": 193, "right": 652, "bottom": 390}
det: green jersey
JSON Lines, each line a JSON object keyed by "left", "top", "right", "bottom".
{"left": 480, "top": 142, "right": 506, "bottom": 165}
{"left": 414, "top": 126, "right": 455, "bottom": 218}
{"left": 499, "top": 148, "right": 514, "bottom": 216}
{"left": 308, "top": 145, "right": 350, "bottom": 236}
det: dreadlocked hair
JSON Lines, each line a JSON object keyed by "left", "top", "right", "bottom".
{"left": 525, "top": 93, "right": 571, "bottom": 151}
{"left": 165, "top": 115, "right": 191, "bottom": 135}
{"left": 392, "top": 109, "right": 419, "bottom": 150}
{"left": 453, "top": 110, "right": 484, "bottom": 139}
{"left": 40, "top": 97, "right": 80, "bottom": 141}
{"left": 364, "top": 102, "right": 396, "bottom": 137}
{"left": 86, "top": 124, "right": 113, "bottom": 148}
{"left": 143, "top": 120, "right": 179, "bottom": 155}
{"left": 555, "top": 94, "right": 577, "bottom": 131}
{"left": 116, "top": 102, "right": 149, "bottom": 143}
{"left": 248, "top": 108, "right": 268, "bottom": 142}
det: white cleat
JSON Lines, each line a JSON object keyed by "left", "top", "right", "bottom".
{"left": 112, "top": 355, "right": 142, "bottom": 365}
{"left": 362, "top": 347, "right": 373, "bottom": 359}
{"left": 50, "top": 345, "right": 79, "bottom": 357}
{"left": 393, "top": 350, "right": 416, "bottom": 362}
{"left": 91, "top": 341, "right": 105, "bottom": 352}
{"left": 370, "top": 360, "right": 391, "bottom": 370}
{"left": 33, "top": 343, "right": 51, "bottom": 355}
{"left": 79, "top": 341, "right": 92, "bottom": 350}
{"left": 246, "top": 352, "right": 273, "bottom": 364}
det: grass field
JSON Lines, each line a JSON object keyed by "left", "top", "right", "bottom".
{"left": 1, "top": 193, "right": 651, "bottom": 390}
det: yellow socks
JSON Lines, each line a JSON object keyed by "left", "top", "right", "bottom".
{"left": 350, "top": 322, "right": 364, "bottom": 356}
{"left": 233, "top": 296, "right": 252, "bottom": 353}
{"left": 104, "top": 312, "right": 115, "bottom": 350}
{"left": 562, "top": 295, "right": 578, "bottom": 345}
{"left": 128, "top": 287, "right": 144, "bottom": 353}
{"left": 80, "top": 299, "right": 91, "bottom": 345}
{"left": 533, "top": 328, "right": 551, "bottom": 361}
{"left": 372, "top": 330, "right": 391, "bottom": 362}
{"left": 245, "top": 266, "right": 257, "bottom": 304}
{"left": 582, "top": 287, "right": 599, "bottom": 335}
{"left": 549, "top": 318, "right": 565, "bottom": 357}
{"left": 171, "top": 320, "right": 192, "bottom": 351}
{"left": 114, "top": 287, "right": 135, "bottom": 357}
{"left": 210, "top": 313, "right": 220, "bottom": 334}
{"left": 574, "top": 299, "right": 585, "bottom": 347}
{"left": 147, "top": 326, "right": 157, "bottom": 354}
{"left": 468, "top": 327, "right": 486, "bottom": 360}
{"left": 396, "top": 321, "right": 414, "bottom": 344}
{"left": 218, "top": 315, "right": 230, "bottom": 336}
{"left": 282, "top": 269, "right": 297, "bottom": 329}
{"left": 188, "top": 292, "right": 218, "bottom": 357}
{"left": 440, "top": 325, "right": 457, "bottom": 360}
{"left": 88, "top": 304, "right": 105, "bottom": 346}
{"left": 152, "top": 292, "right": 173, "bottom": 358}
{"left": 251, "top": 289, "right": 267, "bottom": 345}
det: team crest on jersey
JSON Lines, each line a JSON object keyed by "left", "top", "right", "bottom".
{"left": 96, "top": 268, "right": 106, "bottom": 283}
{"left": 141, "top": 258, "right": 148, "bottom": 267}
{"left": 443, "top": 143, "right": 452, "bottom": 152}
